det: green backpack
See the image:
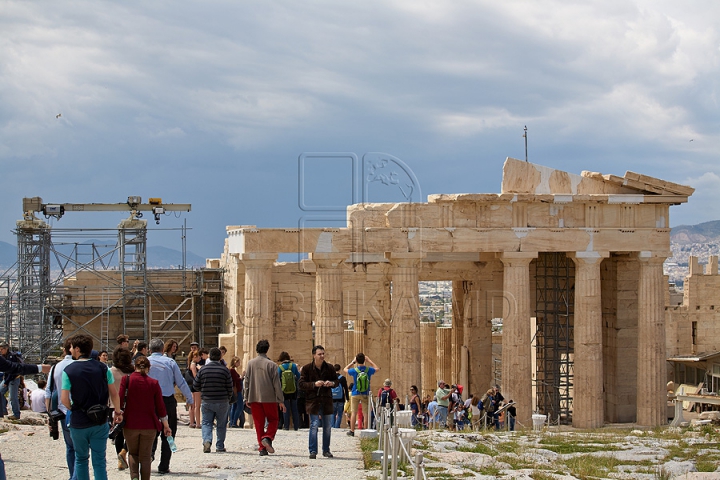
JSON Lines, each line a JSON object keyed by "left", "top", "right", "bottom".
{"left": 355, "top": 367, "right": 369, "bottom": 393}
{"left": 280, "top": 363, "right": 296, "bottom": 394}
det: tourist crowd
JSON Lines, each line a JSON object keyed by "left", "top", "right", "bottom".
{"left": 0, "top": 336, "right": 516, "bottom": 480}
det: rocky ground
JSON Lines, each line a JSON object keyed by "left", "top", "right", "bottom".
{"left": 375, "top": 422, "right": 720, "bottom": 479}
{"left": 0, "top": 408, "right": 365, "bottom": 479}
{"left": 4, "top": 407, "right": 720, "bottom": 479}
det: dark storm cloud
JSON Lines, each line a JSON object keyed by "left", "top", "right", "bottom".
{"left": 0, "top": 1, "right": 718, "bottom": 258}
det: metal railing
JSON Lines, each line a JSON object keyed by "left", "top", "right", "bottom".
{"left": 376, "top": 401, "right": 426, "bottom": 480}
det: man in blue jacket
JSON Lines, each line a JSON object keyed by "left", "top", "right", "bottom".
{"left": 0, "top": 348, "right": 50, "bottom": 480}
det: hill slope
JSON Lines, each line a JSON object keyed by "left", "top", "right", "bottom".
{"left": 670, "top": 220, "right": 720, "bottom": 245}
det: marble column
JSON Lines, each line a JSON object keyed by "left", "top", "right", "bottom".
{"left": 570, "top": 252, "right": 608, "bottom": 428}
{"left": 310, "top": 253, "right": 346, "bottom": 366}
{"left": 353, "top": 324, "right": 366, "bottom": 363}
{"left": 451, "top": 280, "right": 465, "bottom": 387}
{"left": 636, "top": 252, "right": 668, "bottom": 426}
{"left": 420, "top": 321, "right": 437, "bottom": 400}
{"left": 241, "top": 253, "right": 276, "bottom": 370}
{"left": 465, "top": 275, "right": 494, "bottom": 397}
{"left": 498, "top": 252, "right": 536, "bottom": 426}
{"left": 388, "top": 253, "right": 423, "bottom": 399}
{"left": 436, "top": 326, "right": 453, "bottom": 388}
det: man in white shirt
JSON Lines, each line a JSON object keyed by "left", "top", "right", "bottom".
{"left": 30, "top": 378, "right": 47, "bottom": 413}
{"left": 45, "top": 339, "right": 77, "bottom": 480}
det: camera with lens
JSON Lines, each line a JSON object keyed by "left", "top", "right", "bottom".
{"left": 48, "top": 409, "right": 65, "bottom": 440}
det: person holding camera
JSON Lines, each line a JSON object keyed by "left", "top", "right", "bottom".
{"left": 0, "top": 342, "right": 51, "bottom": 480}
{"left": 0, "top": 342, "right": 24, "bottom": 420}
{"left": 299, "top": 345, "right": 337, "bottom": 459}
{"left": 343, "top": 353, "right": 379, "bottom": 437}
{"left": 45, "top": 338, "right": 77, "bottom": 480}
{"left": 61, "top": 334, "right": 123, "bottom": 480}
{"left": 435, "top": 381, "right": 454, "bottom": 428}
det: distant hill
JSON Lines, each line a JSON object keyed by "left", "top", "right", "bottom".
{"left": 0, "top": 241, "right": 15, "bottom": 271}
{"left": 0, "top": 240, "right": 206, "bottom": 270}
{"left": 147, "top": 246, "right": 207, "bottom": 268}
{"left": 670, "top": 220, "right": 720, "bottom": 245}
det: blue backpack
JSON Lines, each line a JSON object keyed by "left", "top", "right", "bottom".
{"left": 331, "top": 375, "right": 344, "bottom": 400}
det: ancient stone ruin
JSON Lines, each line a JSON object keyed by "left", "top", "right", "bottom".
{"left": 219, "top": 158, "right": 694, "bottom": 428}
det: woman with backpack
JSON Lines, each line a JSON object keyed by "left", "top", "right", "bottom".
{"left": 277, "top": 352, "right": 300, "bottom": 431}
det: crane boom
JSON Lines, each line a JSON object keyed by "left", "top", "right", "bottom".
{"left": 22, "top": 196, "right": 191, "bottom": 224}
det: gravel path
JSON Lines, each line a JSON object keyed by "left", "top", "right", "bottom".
{"left": 0, "top": 408, "right": 366, "bottom": 479}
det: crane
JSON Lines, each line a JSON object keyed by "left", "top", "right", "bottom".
{"left": 22, "top": 196, "right": 191, "bottom": 225}
{"left": 10, "top": 196, "right": 194, "bottom": 361}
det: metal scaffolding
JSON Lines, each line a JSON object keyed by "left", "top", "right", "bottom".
{"left": 119, "top": 225, "right": 148, "bottom": 340}
{"left": 15, "top": 223, "right": 55, "bottom": 361}
{"left": 1, "top": 205, "right": 223, "bottom": 363}
{"left": 534, "top": 252, "right": 575, "bottom": 424}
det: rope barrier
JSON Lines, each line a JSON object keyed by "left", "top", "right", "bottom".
{"left": 378, "top": 401, "right": 426, "bottom": 480}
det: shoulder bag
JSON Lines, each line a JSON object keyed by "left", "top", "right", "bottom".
{"left": 108, "top": 374, "right": 129, "bottom": 439}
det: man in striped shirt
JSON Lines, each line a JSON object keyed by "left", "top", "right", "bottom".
{"left": 193, "top": 347, "right": 233, "bottom": 453}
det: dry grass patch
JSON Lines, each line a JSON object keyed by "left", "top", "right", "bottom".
{"left": 456, "top": 442, "right": 495, "bottom": 455}
{"left": 563, "top": 454, "right": 620, "bottom": 479}
{"left": 360, "top": 437, "right": 379, "bottom": 469}
{"left": 539, "top": 436, "right": 623, "bottom": 454}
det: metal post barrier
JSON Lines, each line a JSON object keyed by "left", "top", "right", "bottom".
{"left": 378, "top": 405, "right": 386, "bottom": 450}
{"left": 414, "top": 452, "right": 423, "bottom": 479}
{"left": 390, "top": 423, "right": 399, "bottom": 480}
{"left": 381, "top": 407, "right": 389, "bottom": 480}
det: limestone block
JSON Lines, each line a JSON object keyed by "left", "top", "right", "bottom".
{"left": 623, "top": 171, "right": 695, "bottom": 196}
{"left": 218, "top": 334, "right": 235, "bottom": 357}
{"left": 689, "top": 257, "right": 701, "bottom": 276}
{"left": 708, "top": 256, "right": 719, "bottom": 275}
{"left": 502, "top": 158, "right": 634, "bottom": 194}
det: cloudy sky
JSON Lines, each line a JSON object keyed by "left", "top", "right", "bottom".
{"left": 1, "top": 1, "right": 718, "bottom": 259}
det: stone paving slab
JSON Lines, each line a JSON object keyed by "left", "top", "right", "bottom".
{"left": 0, "top": 411, "right": 366, "bottom": 479}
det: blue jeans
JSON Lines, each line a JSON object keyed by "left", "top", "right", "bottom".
{"left": 69, "top": 422, "right": 109, "bottom": 480}
{"left": 283, "top": 397, "right": 300, "bottom": 430}
{"left": 62, "top": 411, "right": 77, "bottom": 480}
{"left": 308, "top": 413, "right": 333, "bottom": 454}
{"left": 201, "top": 402, "right": 229, "bottom": 449}
{"left": 332, "top": 402, "right": 344, "bottom": 428}
{"left": 437, "top": 406, "right": 448, "bottom": 426}
{"left": 0, "top": 377, "right": 20, "bottom": 418}
{"left": 229, "top": 398, "right": 245, "bottom": 428}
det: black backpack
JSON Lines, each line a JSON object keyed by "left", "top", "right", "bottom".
{"left": 379, "top": 388, "right": 392, "bottom": 407}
